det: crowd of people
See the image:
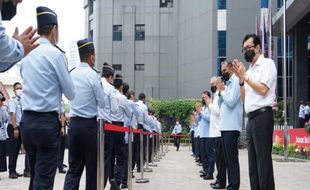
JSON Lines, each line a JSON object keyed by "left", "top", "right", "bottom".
{"left": 1, "top": 1, "right": 279, "bottom": 190}
{"left": 298, "top": 101, "right": 310, "bottom": 128}
{"left": 189, "top": 33, "right": 277, "bottom": 190}
{"left": 0, "top": 2, "right": 163, "bottom": 190}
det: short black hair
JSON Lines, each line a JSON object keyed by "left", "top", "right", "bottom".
{"left": 80, "top": 51, "right": 94, "bottom": 63}
{"left": 138, "top": 93, "right": 146, "bottom": 101}
{"left": 13, "top": 82, "right": 21, "bottom": 89}
{"left": 242, "top": 34, "right": 261, "bottom": 48}
{"left": 203, "top": 90, "right": 211, "bottom": 98}
{"left": 102, "top": 62, "right": 114, "bottom": 78}
{"left": 122, "top": 82, "right": 129, "bottom": 95}
{"left": 221, "top": 60, "right": 232, "bottom": 68}
{"left": 38, "top": 24, "right": 56, "bottom": 36}
{"left": 113, "top": 74, "right": 123, "bottom": 89}
{"left": 127, "top": 90, "right": 135, "bottom": 99}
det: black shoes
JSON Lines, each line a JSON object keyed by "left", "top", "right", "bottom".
{"left": 59, "top": 168, "right": 67, "bottom": 174}
{"left": 23, "top": 171, "right": 31, "bottom": 178}
{"left": 110, "top": 179, "right": 121, "bottom": 190}
{"left": 210, "top": 183, "right": 226, "bottom": 189}
{"left": 121, "top": 184, "right": 128, "bottom": 189}
{"left": 203, "top": 175, "right": 214, "bottom": 180}
{"left": 9, "top": 172, "right": 22, "bottom": 179}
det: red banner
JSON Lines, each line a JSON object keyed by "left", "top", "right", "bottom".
{"left": 273, "top": 128, "right": 310, "bottom": 147}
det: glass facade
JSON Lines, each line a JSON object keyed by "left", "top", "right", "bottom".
{"left": 217, "top": 31, "right": 226, "bottom": 75}
{"left": 113, "top": 25, "right": 122, "bottom": 41}
{"left": 218, "top": 0, "right": 226, "bottom": 10}
{"left": 89, "top": 0, "right": 94, "bottom": 16}
{"left": 135, "top": 24, "right": 145, "bottom": 41}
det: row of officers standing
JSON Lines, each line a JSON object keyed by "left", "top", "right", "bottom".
{"left": 1, "top": 4, "right": 162, "bottom": 190}
{"left": 189, "top": 33, "right": 277, "bottom": 190}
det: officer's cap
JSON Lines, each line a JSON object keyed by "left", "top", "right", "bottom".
{"left": 77, "top": 38, "right": 95, "bottom": 56}
{"left": 36, "top": 6, "right": 58, "bottom": 29}
{"left": 113, "top": 74, "right": 123, "bottom": 88}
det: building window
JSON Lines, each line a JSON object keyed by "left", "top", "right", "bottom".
{"left": 135, "top": 24, "right": 145, "bottom": 41}
{"left": 218, "top": 0, "right": 226, "bottom": 10}
{"left": 160, "top": 0, "right": 173, "bottom": 8}
{"left": 89, "top": 0, "right": 94, "bottom": 16}
{"left": 113, "top": 25, "right": 122, "bottom": 41}
{"left": 134, "top": 64, "right": 145, "bottom": 71}
{"left": 89, "top": 30, "right": 93, "bottom": 39}
{"left": 218, "top": 31, "right": 226, "bottom": 57}
{"left": 112, "top": 64, "right": 122, "bottom": 71}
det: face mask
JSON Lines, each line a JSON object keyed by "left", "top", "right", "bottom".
{"left": 222, "top": 72, "right": 230, "bottom": 82}
{"left": 1, "top": 1, "right": 17, "bottom": 21}
{"left": 202, "top": 99, "right": 206, "bottom": 105}
{"left": 15, "top": 89, "right": 22, "bottom": 97}
{"left": 244, "top": 49, "right": 256, "bottom": 63}
{"left": 210, "top": 86, "right": 217, "bottom": 93}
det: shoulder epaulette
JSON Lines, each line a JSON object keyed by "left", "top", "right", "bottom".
{"left": 54, "top": 45, "right": 66, "bottom": 54}
{"left": 69, "top": 67, "right": 76, "bottom": 73}
{"left": 92, "top": 67, "right": 100, "bottom": 74}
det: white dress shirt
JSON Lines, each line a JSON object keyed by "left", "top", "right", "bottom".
{"left": 209, "top": 92, "right": 221, "bottom": 137}
{"left": 244, "top": 55, "right": 277, "bottom": 113}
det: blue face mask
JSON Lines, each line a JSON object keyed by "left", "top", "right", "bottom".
{"left": 1, "top": 1, "right": 17, "bottom": 21}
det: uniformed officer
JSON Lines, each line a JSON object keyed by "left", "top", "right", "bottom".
{"left": 0, "top": 91, "right": 8, "bottom": 178}
{"left": 7, "top": 82, "right": 30, "bottom": 179}
{"left": 0, "top": 0, "right": 39, "bottom": 72}
{"left": 63, "top": 38, "right": 106, "bottom": 190}
{"left": 172, "top": 121, "right": 182, "bottom": 151}
{"left": 135, "top": 93, "right": 150, "bottom": 172}
{"left": 98, "top": 62, "right": 120, "bottom": 189}
{"left": 20, "top": 6, "right": 75, "bottom": 190}
{"left": 109, "top": 74, "right": 132, "bottom": 189}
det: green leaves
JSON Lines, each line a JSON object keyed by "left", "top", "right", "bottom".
{"left": 150, "top": 99, "right": 200, "bottom": 132}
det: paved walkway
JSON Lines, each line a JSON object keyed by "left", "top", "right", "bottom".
{"left": 0, "top": 146, "right": 309, "bottom": 189}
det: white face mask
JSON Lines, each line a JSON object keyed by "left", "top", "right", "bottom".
{"left": 15, "top": 89, "right": 22, "bottom": 97}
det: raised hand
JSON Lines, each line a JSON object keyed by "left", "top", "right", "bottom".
{"left": 13, "top": 26, "right": 40, "bottom": 57}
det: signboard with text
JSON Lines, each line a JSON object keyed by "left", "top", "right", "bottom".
{"left": 273, "top": 128, "right": 310, "bottom": 147}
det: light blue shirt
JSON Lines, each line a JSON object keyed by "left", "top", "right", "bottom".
{"left": 98, "top": 78, "right": 119, "bottom": 122}
{"left": 20, "top": 38, "right": 75, "bottom": 112}
{"left": 110, "top": 90, "right": 132, "bottom": 122}
{"left": 0, "top": 106, "right": 8, "bottom": 140}
{"left": 135, "top": 100, "right": 150, "bottom": 127}
{"left": 218, "top": 74, "right": 243, "bottom": 132}
{"left": 198, "top": 106, "right": 210, "bottom": 138}
{"left": 0, "top": 13, "right": 24, "bottom": 72}
{"left": 8, "top": 96, "right": 22, "bottom": 126}
{"left": 124, "top": 99, "right": 139, "bottom": 128}
{"left": 172, "top": 124, "right": 182, "bottom": 134}
{"left": 69, "top": 63, "right": 106, "bottom": 118}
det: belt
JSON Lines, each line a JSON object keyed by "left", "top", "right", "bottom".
{"left": 112, "top": 121, "right": 124, "bottom": 126}
{"left": 248, "top": 106, "right": 272, "bottom": 120}
{"left": 23, "top": 110, "right": 58, "bottom": 116}
{"left": 71, "top": 116, "right": 97, "bottom": 121}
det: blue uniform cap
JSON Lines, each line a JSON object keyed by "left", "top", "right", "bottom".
{"left": 102, "top": 63, "right": 114, "bottom": 76}
{"left": 77, "top": 38, "right": 95, "bottom": 56}
{"left": 36, "top": 6, "right": 58, "bottom": 29}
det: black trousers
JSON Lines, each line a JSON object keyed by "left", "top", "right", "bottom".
{"left": 298, "top": 117, "right": 305, "bottom": 128}
{"left": 0, "top": 140, "right": 7, "bottom": 172}
{"left": 247, "top": 110, "right": 275, "bottom": 190}
{"left": 190, "top": 131, "right": 195, "bottom": 154}
{"left": 64, "top": 117, "right": 97, "bottom": 190}
{"left": 213, "top": 137, "right": 226, "bottom": 187}
{"left": 221, "top": 131, "right": 240, "bottom": 190}
{"left": 194, "top": 137, "right": 200, "bottom": 159}
{"left": 122, "top": 145, "right": 129, "bottom": 185}
{"left": 58, "top": 134, "right": 66, "bottom": 170}
{"left": 201, "top": 138, "right": 215, "bottom": 176}
{"left": 21, "top": 111, "right": 60, "bottom": 190}
{"left": 132, "top": 133, "right": 139, "bottom": 171}
{"left": 174, "top": 135, "right": 181, "bottom": 150}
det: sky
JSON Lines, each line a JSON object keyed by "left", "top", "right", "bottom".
{"left": 2, "top": 0, "right": 86, "bottom": 53}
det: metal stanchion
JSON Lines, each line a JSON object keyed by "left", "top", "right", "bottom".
{"left": 136, "top": 129, "right": 149, "bottom": 183}
{"left": 154, "top": 135, "right": 160, "bottom": 162}
{"left": 157, "top": 135, "right": 162, "bottom": 159}
{"left": 161, "top": 134, "right": 165, "bottom": 157}
{"left": 127, "top": 126, "right": 133, "bottom": 190}
{"left": 144, "top": 134, "right": 153, "bottom": 172}
{"left": 149, "top": 134, "right": 157, "bottom": 167}
{"left": 97, "top": 119, "right": 104, "bottom": 190}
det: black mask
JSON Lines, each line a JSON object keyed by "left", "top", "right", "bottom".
{"left": 222, "top": 72, "right": 230, "bottom": 82}
{"left": 210, "top": 86, "right": 217, "bottom": 93}
{"left": 244, "top": 49, "right": 256, "bottom": 63}
{"left": 202, "top": 99, "right": 206, "bottom": 105}
{"left": 1, "top": 1, "right": 17, "bottom": 21}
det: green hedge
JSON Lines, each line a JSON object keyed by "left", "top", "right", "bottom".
{"left": 150, "top": 99, "right": 200, "bottom": 133}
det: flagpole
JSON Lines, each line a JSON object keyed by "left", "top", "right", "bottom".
{"left": 268, "top": 0, "right": 272, "bottom": 58}
{"left": 283, "top": 0, "right": 288, "bottom": 161}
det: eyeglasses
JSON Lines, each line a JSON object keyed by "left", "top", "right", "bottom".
{"left": 242, "top": 45, "right": 255, "bottom": 53}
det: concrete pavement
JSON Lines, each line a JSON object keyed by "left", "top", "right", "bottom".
{"left": 0, "top": 145, "right": 309, "bottom": 190}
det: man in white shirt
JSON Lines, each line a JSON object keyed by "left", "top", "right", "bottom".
{"left": 233, "top": 34, "right": 276, "bottom": 190}
{"left": 299, "top": 101, "right": 306, "bottom": 127}
{"left": 172, "top": 121, "right": 182, "bottom": 151}
{"left": 206, "top": 77, "right": 226, "bottom": 189}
